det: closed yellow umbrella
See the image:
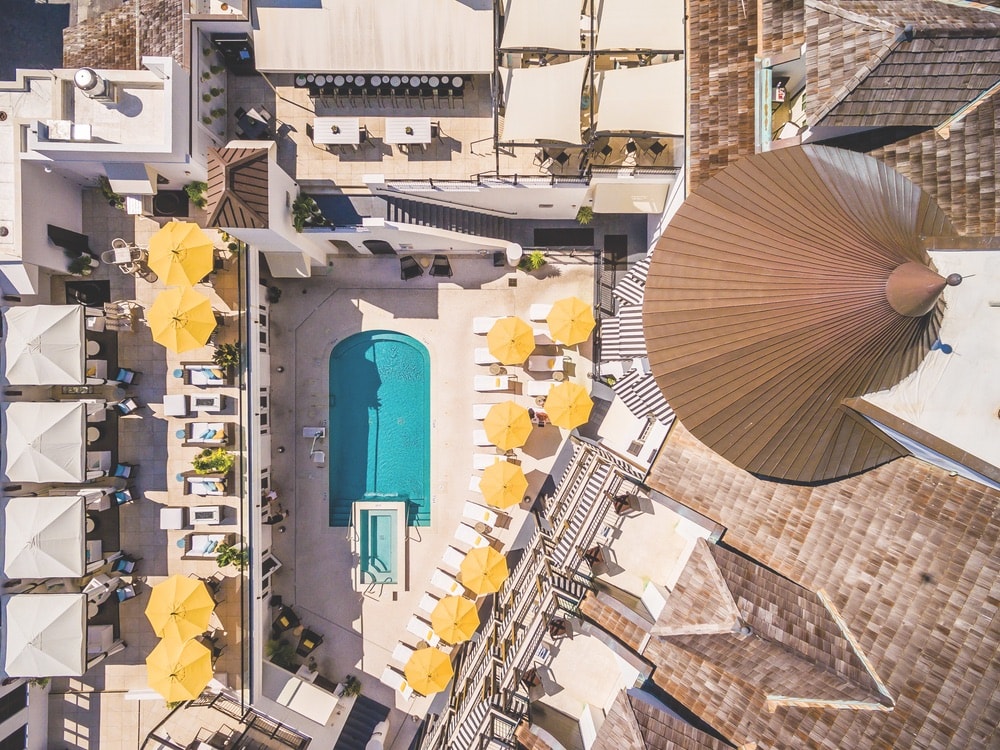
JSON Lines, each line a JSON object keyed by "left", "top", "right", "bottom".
{"left": 145, "top": 574, "right": 215, "bottom": 642}
{"left": 147, "top": 287, "right": 216, "bottom": 353}
{"left": 404, "top": 647, "right": 454, "bottom": 695}
{"left": 487, "top": 316, "right": 535, "bottom": 365}
{"left": 547, "top": 296, "right": 596, "bottom": 345}
{"left": 147, "top": 221, "right": 215, "bottom": 286}
{"left": 430, "top": 596, "right": 480, "bottom": 644}
{"left": 146, "top": 635, "right": 213, "bottom": 703}
{"left": 479, "top": 461, "right": 528, "bottom": 510}
{"left": 460, "top": 547, "right": 509, "bottom": 596}
{"left": 483, "top": 401, "right": 532, "bottom": 451}
{"left": 544, "top": 381, "right": 593, "bottom": 429}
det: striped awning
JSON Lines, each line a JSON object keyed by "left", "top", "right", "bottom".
{"left": 613, "top": 256, "right": 651, "bottom": 306}
{"left": 612, "top": 366, "right": 676, "bottom": 426}
{"left": 600, "top": 304, "right": 646, "bottom": 360}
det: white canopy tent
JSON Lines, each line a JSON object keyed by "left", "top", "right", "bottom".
{"left": 595, "top": 0, "right": 685, "bottom": 51}
{"left": 500, "top": 0, "right": 583, "bottom": 51}
{"left": 3, "top": 594, "right": 87, "bottom": 677}
{"left": 3, "top": 305, "right": 85, "bottom": 385}
{"left": 500, "top": 58, "right": 590, "bottom": 144}
{"left": 4, "top": 496, "right": 86, "bottom": 578}
{"left": 2, "top": 402, "right": 87, "bottom": 483}
{"left": 594, "top": 62, "right": 686, "bottom": 135}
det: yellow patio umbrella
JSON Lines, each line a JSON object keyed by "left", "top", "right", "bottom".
{"left": 147, "top": 287, "right": 216, "bottom": 353}
{"left": 147, "top": 221, "right": 215, "bottom": 286}
{"left": 430, "top": 596, "right": 480, "bottom": 644}
{"left": 479, "top": 461, "right": 528, "bottom": 510}
{"left": 145, "top": 574, "right": 216, "bottom": 642}
{"left": 544, "top": 381, "right": 594, "bottom": 430}
{"left": 546, "top": 296, "right": 596, "bottom": 346}
{"left": 483, "top": 401, "right": 533, "bottom": 451}
{"left": 487, "top": 316, "right": 535, "bottom": 365}
{"left": 460, "top": 546, "right": 509, "bottom": 596}
{"left": 404, "top": 647, "right": 454, "bottom": 695}
{"left": 146, "top": 634, "right": 213, "bottom": 703}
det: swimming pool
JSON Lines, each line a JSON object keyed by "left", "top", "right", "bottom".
{"left": 356, "top": 505, "right": 402, "bottom": 586}
{"left": 329, "top": 330, "right": 430, "bottom": 526}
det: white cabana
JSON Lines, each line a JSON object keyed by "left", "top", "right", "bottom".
{"left": 591, "top": 181, "right": 672, "bottom": 214}
{"left": 594, "top": 61, "right": 686, "bottom": 135}
{"left": 2, "top": 402, "right": 87, "bottom": 483}
{"left": 253, "top": 0, "right": 493, "bottom": 74}
{"left": 4, "top": 496, "right": 86, "bottom": 578}
{"left": 500, "top": 0, "right": 583, "bottom": 51}
{"left": 500, "top": 57, "right": 590, "bottom": 144}
{"left": 595, "top": 0, "right": 685, "bottom": 51}
{"left": 3, "top": 305, "right": 85, "bottom": 385}
{"left": 3, "top": 594, "right": 87, "bottom": 677}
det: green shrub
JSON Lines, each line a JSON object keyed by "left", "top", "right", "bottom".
{"left": 193, "top": 447, "right": 235, "bottom": 476}
{"left": 213, "top": 343, "right": 241, "bottom": 370}
{"left": 576, "top": 206, "right": 594, "bottom": 225}
{"left": 185, "top": 181, "right": 209, "bottom": 209}
{"left": 341, "top": 675, "right": 362, "bottom": 697}
{"left": 97, "top": 175, "right": 125, "bottom": 209}
{"left": 518, "top": 250, "right": 548, "bottom": 272}
{"left": 202, "top": 93, "right": 212, "bottom": 103}
{"left": 216, "top": 542, "right": 249, "bottom": 571}
{"left": 291, "top": 193, "right": 329, "bottom": 232}
{"left": 68, "top": 256, "right": 94, "bottom": 276}
{"left": 266, "top": 639, "right": 295, "bottom": 670}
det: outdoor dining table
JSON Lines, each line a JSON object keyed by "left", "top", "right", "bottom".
{"left": 237, "top": 109, "right": 269, "bottom": 140}
{"left": 312, "top": 116, "right": 361, "bottom": 145}
{"left": 385, "top": 117, "right": 432, "bottom": 145}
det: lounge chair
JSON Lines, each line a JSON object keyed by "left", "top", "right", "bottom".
{"left": 380, "top": 666, "right": 415, "bottom": 699}
{"left": 113, "top": 367, "right": 140, "bottom": 385}
{"left": 115, "top": 398, "right": 141, "bottom": 416}
{"left": 430, "top": 568, "right": 464, "bottom": 597}
{"left": 406, "top": 615, "right": 441, "bottom": 646}
{"left": 469, "top": 475, "right": 482, "bottom": 492}
{"left": 472, "top": 429, "right": 492, "bottom": 447}
{"left": 473, "top": 453, "right": 507, "bottom": 470}
{"left": 418, "top": 592, "right": 440, "bottom": 614}
{"left": 463, "top": 501, "right": 499, "bottom": 528}
{"left": 455, "top": 523, "right": 490, "bottom": 549}
{"left": 474, "top": 375, "right": 510, "bottom": 392}
{"left": 429, "top": 254, "right": 453, "bottom": 277}
{"left": 473, "top": 404, "right": 492, "bottom": 420}
{"left": 533, "top": 328, "right": 555, "bottom": 345}
{"left": 529, "top": 303, "right": 553, "bottom": 321}
{"left": 400, "top": 255, "right": 423, "bottom": 280}
{"left": 185, "top": 422, "right": 230, "bottom": 447}
{"left": 527, "top": 355, "right": 564, "bottom": 373}
{"left": 474, "top": 348, "right": 499, "bottom": 365}
{"left": 296, "top": 628, "right": 324, "bottom": 657}
{"left": 272, "top": 606, "right": 300, "bottom": 638}
{"left": 524, "top": 380, "right": 554, "bottom": 397}
{"left": 391, "top": 641, "right": 415, "bottom": 666}
{"left": 441, "top": 546, "right": 466, "bottom": 572}
{"left": 473, "top": 317, "right": 501, "bottom": 334}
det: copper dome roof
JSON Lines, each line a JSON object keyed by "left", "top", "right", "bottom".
{"left": 643, "top": 145, "right": 956, "bottom": 483}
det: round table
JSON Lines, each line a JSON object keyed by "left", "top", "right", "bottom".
{"left": 390, "top": 75, "right": 401, "bottom": 87}
{"left": 88, "top": 602, "right": 99, "bottom": 619}
{"left": 345, "top": 74, "right": 354, "bottom": 83}
{"left": 489, "top": 364, "right": 507, "bottom": 376}
{"left": 553, "top": 371, "right": 566, "bottom": 382}
{"left": 86, "top": 426, "right": 101, "bottom": 443}
{"left": 86, "top": 340, "right": 100, "bottom": 356}
{"left": 315, "top": 75, "right": 327, "bottom": 86}
{"left": 85, "top": 515, "right": 96, "bottom": 533}
{"left": 441, "top": 75, "right": 450, "bottom": 84}
{"left": 371, "top": 75, "right": 382, "bottom": 86}
{"left": 333, "top": 75, "right": 345, "bottom": 87}
{"left": 429, "top": 75, "right": 440, "bottom": 87}
{"left": 452, "top": 76, "right": 464, "bottom": 88}
{"left": 355, "top": 75, "right": 366, "bottom": 86}
{"left": 306, "top": 74, "right": 315, "bottom": 83}
{"left": 295, "top": 75, "right": 308, "bottom": 87}
{"left": 420, "top": 75, "right": 429, "bottom": 83}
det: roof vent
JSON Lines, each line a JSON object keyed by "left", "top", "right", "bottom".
{"left": 74, "top": 68, "right": 117, "bottom": 103}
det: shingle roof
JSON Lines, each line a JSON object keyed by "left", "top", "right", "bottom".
{"left": 593, "top": 690, "right": 733, "bottom": 750}
{"left": 206, "top": 147, "right": 270, "bottom": 230}
{"left": 645, "top": 420, "right": 1000, "bottom": 749}
{"left": 62, "top": 0, "right": 184, "bottom": 70}
{"left": 643, "top": 145, "right": 955, "bottom": 483}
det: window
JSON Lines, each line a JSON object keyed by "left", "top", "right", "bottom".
{"left": 0, "top": 725, "right": 26, "bottom": 750}
{"left": 0, "top": 684, "right": 27, "bottom": 724}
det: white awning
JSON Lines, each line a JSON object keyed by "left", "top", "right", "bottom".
{"left": 592, "top": 181, "right": 671, "bottom": 214}
{"left": 3, "top": 402, "right": 87, "bottom": 483}
{"left": 594, "top": 62, "right": 686, "bottom": 135}
{"left": 501, "top": 0, "right": 583, "bottom": 51}
{"left": 253, "top": 0, "right": 494, "bottom": 74}
{"left": 3, "top": 305, "right": 85, "bottom": 385}
{"left": 595, "top": 0, "right": 685, "bottom": 51}
{"left": 3, "top": 594, "right": 87, "bottom": 677}
{"left": 4, "top": 496, "right": 86, "bottom": 578}
{"left": 105, "top": 163, "right": 158, "bottom": 196}
{"left": 500, "top": 58, "right": 589, "bottom": 144}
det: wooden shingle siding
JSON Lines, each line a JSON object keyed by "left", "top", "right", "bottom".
{"left": 63, "top": 0, "right": 184, "bottom": 71}
{"left": 592, "top": 690, "right": 733, "bottom": 750}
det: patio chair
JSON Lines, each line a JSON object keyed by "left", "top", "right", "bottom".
{"left": 430, "top": 568, "right": 464, "bottom": 597}
{"left": 454, "top": 523, "right": 491, "bottom": 549}
{"left": 111, "top": 555, "right": 137, "bottom": 574}
{"left": 234, "top": 107, "right": 247, "bottom": 120}
{"left": 380, "top": 666, "right": 415, "bottom": 699}
{"left": 418, "top": 592, "right": 440, "bottom": 614}
{"left": 113, "top": 367, "right": 140, "bottom": 385}
{"left": 473, "top": 316, "right": 501, "bottom": 334}
{"left": 406, "top": 615, "right": 441, "bottom": 647}
{"left": 115, "top": 398, "right": 141, "bottom": 415}
{"left": 272, "top": 606, "right": 300, "bottom": 637}
{"left": 400, "top": 255, "right": 423, "bottom": 280}
{"left": 296, "top": 628, "right": 323, "bottom": 658}
{"left": 113, "top": 489, "right": 134, "bottom": 506}
{"left": 441, "top": 545, "right": 466, "bottom": 572}
{"left": 116, "top": 584, "right": 137, "bottom": 602}
{"left": 429, "top": 254, "right": 453, "bottom": 277}
{"left": 257, "top": 106, "right": 273, "bottom": 122}
{"left": 113, "top": 462, "right": 136, "bottom": 479}
{"left": 645, "top": 141, "right": 666, "bottom": 162}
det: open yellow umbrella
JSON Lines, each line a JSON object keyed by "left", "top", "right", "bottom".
{"left": 487, "top": 316, "right": 535, "bottom": 365}
{"left": 547, "top": 296, "right": 596, "bottom": 346}
{"left": 147, "top": 221, "right": 215, "bottom": 286}
{"left": 483, "top": 401, "right": 532, "bottom": 451}
{"left": 146, "top": 635, "right": 213, "bottom": 703}
{"left": 404, "top": 647, "right": 454, "bottom": 695}
{"left": 430, "top": 596, "right": 480, "bottom": 644}
{"left": 479, "top": 461, "right": 528, "bottom": 509}
{"left": 147, "top": 287, "right": 216, "bottom": 353}
{"left": 544, "top": 381, "right": 594, "bottom": 429}
{"left": 460, "top": 546, "right": 509, "bottom": 596}
{"left": 145, "top": 574, "right": 215, "bottom": 641}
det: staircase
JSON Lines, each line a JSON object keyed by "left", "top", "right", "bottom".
{"left": 383, "top": 197, "right": 513, "bottom": 240}
{"left": 449, "top": 698, "right": 490, "bottom": 750}
{"left": 332, "top": 695, "right": 390, "bottom": 750}
{"left": 551, "top": 462, "right": 612, "bottom": 570}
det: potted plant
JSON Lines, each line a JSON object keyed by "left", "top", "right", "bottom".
{"left": 517, "top": 250, "right": 548, "bottom": 272}
{"left": 265, "top": 639, "right": 296, "bottom": 670}
{"left": 291, "top": 193, "right": 330, "bottom": 232}
{"left": 97, "top": 176, "right": 125, "bottom": 210}
{"left": 576, "top": 205, "right": 594, "bottom": 225}
{"left": 213, "top": 343, "right": 241, "bottom": 371}
{"left": 216, "top": 541, "right": 249, "bottom": 571}
{"left": 192, "top": 447, "right": 235, "bottom": 476}
{"left": 68, "top": 255, "right": 95, "bottom": 276}
{"left": 341, "top": 674, "right": 362, "bottom": 697}
{"left": 185, "top": 181, "right": 209, "bottom": 210}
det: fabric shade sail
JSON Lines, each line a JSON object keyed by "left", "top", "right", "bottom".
{"left": 500, "top": 57, "right": 589, "bottom": 144}
{"left": 3, "top": 593, "right": 86, "bottom": 677}
{"left": 3, "top": 304, "right": 85, "bottom": 385}
{"left": 501, "top": 0, "right": 583, "bottom": 51}
{"left": 4, "top": 496, "right": 85, "bottom": 578}
{"left": 595, "top": 0, "right": 685, "bottom": 51}
{"left": 594, "top": 62, "right": 686, "bottom": 135}
{"left": 3, "top": 402, "right": 86, "bottom": 483}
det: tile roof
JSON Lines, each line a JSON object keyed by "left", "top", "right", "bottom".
{"left": 592, "top": 690, "right": 732, "bottom": 750}
{"left": 62, "top": 0, "right": 184, "bottom": 71}
{"left": 643, "top": 420, "right": 1000, "bottom": 749}
{"left": 579, "top": 590, "right": 652, "bottom": 654}
{"left": 206, "top": 147, "right": 270, "bottom": 230}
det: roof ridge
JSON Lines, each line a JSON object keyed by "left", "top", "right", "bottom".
{"left": 650, "top": 539, "right": 742, "bottom": 637}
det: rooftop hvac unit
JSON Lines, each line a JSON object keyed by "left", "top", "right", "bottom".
{"left": 74, "top": 68, "right": 117, "bottom": 103}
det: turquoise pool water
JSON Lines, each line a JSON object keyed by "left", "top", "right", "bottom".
{"left": 359, "top": 508, "right": 399, "bottom": 583}
{"left": 329, "top": 330, "right": 430, "bottom": 526}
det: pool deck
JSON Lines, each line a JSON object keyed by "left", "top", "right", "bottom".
{"left": 263, "top": 253, "right": 595, "bottom": 722}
